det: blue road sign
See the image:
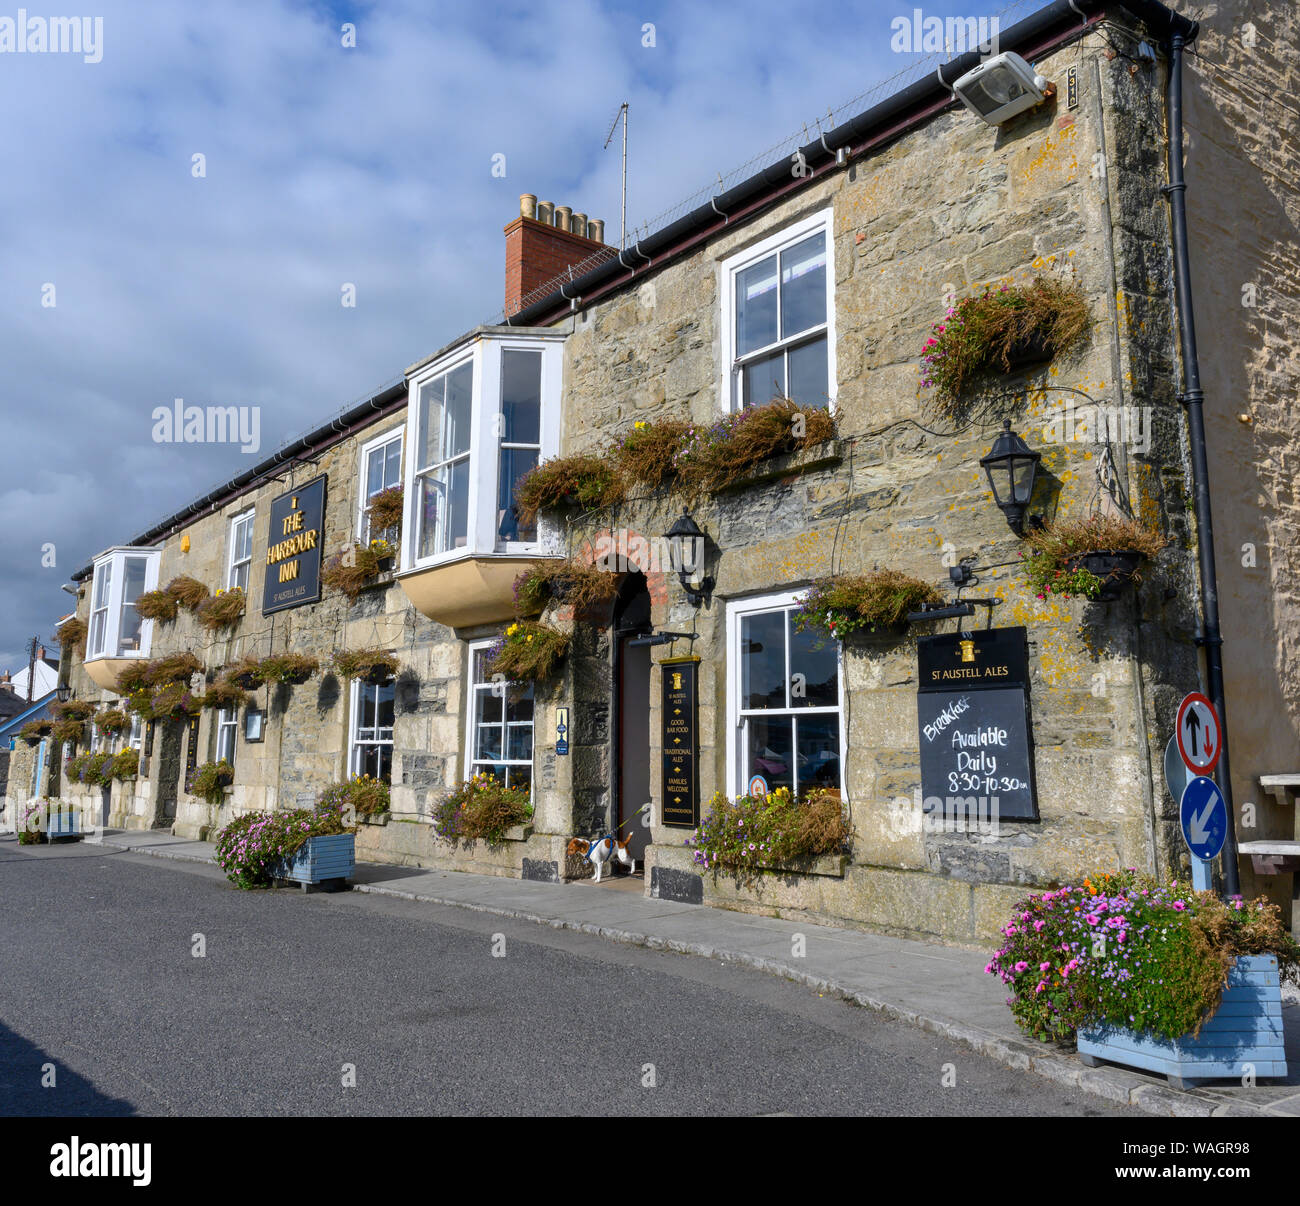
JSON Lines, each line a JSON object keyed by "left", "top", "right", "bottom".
{"left": 1180, "top": 775, "right": 1227, "bottom": 862}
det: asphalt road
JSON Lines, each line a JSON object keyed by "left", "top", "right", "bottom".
{"left": 0, "top": 835, "right": 1137, "bottom": 1116}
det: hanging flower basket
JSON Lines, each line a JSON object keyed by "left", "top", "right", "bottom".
{"left": 20, "top": 719, "right": 52, "bottom": 746}
{"left": 793, "top": 571, "right": 942, "bottom": 642}
{"left": 257, "top": 652, "right": 319, "bottom": 687}
{"left": 1020, "top": 515, "right": 1167, "bottom": 602}
{"left": 331, "top": 649, "right": 399, "bottom": 685}
{"left": 1061, "top": 550, "right": 1146, "bottom": 601}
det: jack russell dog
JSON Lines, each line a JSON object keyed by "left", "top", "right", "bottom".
{"left": 567, "top": 833, "right": 636, "bottom": 883}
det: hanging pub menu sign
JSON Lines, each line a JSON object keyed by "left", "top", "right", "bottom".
{"left": 916, "top": 626, "right": 1039, "bottom": 821}
{"left": 661, "top": 658, "right": 699, "bottom": 829}
{"left": 262, "top": 475, "right": 326, "bottom": 615}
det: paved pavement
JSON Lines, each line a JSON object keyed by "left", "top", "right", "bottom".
{"left": 15, "top": 827, "right": 1300, "bottom": 1117}
{"left": 0, "top": 835, "right": 1134, "bottom": 1117}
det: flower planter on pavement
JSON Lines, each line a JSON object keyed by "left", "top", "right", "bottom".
{"left": 273, "top": 832, "right": 355, "bottom": 892}
{"left": 1077, "top": 954, "right": 1287, "bottom": 1089}
{"left": 46, "top": 808, "right": 83, "bottom": 841}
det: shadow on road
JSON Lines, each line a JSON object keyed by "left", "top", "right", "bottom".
{"left": 0, "top": 1020, "right": 136, "bottom": 1117}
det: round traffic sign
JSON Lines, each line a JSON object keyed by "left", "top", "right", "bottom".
{"left": 1163, "top": 734, "right": 1194, "bottom": 804}
{"left": 1176, "top": 692, "right": 1221, "bottom": 774}
{"left": 1180, "top": 775, "right": 1227, "bottom": 861}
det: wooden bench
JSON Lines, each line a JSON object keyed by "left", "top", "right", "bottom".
{"left": 1238, "top": 775, "right": 1300, "bottom": 938}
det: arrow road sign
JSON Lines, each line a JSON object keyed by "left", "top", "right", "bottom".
{"left": 1180, "top": 775, "right": 1227, "bottom": 861}
{"left": 1176, "top": 692, "right": 1221, "bottom": 774}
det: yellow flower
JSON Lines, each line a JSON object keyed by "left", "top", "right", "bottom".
{"left": 526, "top": 635, "right": 533, "bottom": 643}
{"left": 634, "top": 420, "right": 646, "bottom": 430}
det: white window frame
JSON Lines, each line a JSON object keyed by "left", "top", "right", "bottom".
{"left": 465, "top": 639, "right": 534, "bottom": 790}
{"left": 216, "top": 707, "right": 238, "bottom": 766}
{"left": 226, "top": 508, "right": 255, "bottom": 593}
{"left": 357, "top": 425, "right": 404, "bottom": 546}
{"left": 725, "top": 589, "right": 847, "bottom": 801}
{"left": 348, "top": 679, "right": 395, "bottom": 782}
{"left": 86, "top": 547, "right": 161, "bottom": 662}
{"left": 127, "top": 713, "right": 144, "bottom": 751}
{"left": 718, "top": 207, "right": 837, "bottom": 414}
{"left": 401, "top": 332, "right": 564, "bottom": 573}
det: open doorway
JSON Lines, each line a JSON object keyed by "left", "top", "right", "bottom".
{"left": 613, "top": 572, "right": 652, "bottom": 871}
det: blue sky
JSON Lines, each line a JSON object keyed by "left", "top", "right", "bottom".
{"left": 0, "top": 0, "right": 1034, "bottom": 672}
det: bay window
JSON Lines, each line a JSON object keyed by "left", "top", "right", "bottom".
{"left": 721, "top": 209, "right": 835, "bottom": 412}
{"left": 726, "top": 591, "right": 844, "bottom": 799}
{"left": 402, "top": 330, "right": 564, "bottom": 572}
{"left": 86, "top": 548, "right": 161, "bottom": 662}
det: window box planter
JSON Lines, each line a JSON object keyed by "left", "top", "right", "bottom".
{"left": 1077, "top": 955, "right": 1288, "bottom": 1089}
{"left": 231, "top": 670, "right": 262, "bottom": 690}
{"left": 273, "top": 833, "right": 355, "bottom": 890}
{"left": 376, "top": 555, "right": 395, "bottom": 574}
{"left": 756, "top": 852, "right": 849, "bottom": 878}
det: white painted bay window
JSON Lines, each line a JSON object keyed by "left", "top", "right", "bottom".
{"left": 721, "top": 208, "right": 835, "bottom": 412}
{"left": 726, "top": 591, "right": 844, "bottom": 799}
{"left": 87, "top": 548, "right": 161, "bottom": 661}
{"left": 402, "top": 331, "right": 563, "bottom": 572}
{"left": 466, "top": 641, "right": 533, "bottom": 792}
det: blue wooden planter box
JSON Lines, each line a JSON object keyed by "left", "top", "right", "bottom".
{"left": 273, "top": 833, "right": 354, "bottom": 889}
{"left": 1078, "top": 955, "right": 1287, "bottom": 1089}
{"left": 46, "top": 809, "right": 82, "bottom": 841}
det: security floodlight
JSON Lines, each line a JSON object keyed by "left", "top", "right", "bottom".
{"left": 953, "top": 52, "right": 1053, "bottom": 126}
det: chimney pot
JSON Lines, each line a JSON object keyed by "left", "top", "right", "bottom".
{"left": 571, "top": 211, "right": 588, "bottom": 237}
{"left": 554, "top": 205, "right": 572, "bottom": 230}
{"left": 519, "top": 193, "right": 537, "bottom": 220}
{"left": 537, "top": 199, "right": 554, "bottom": 225}
{"left": 589, "top": 218, "right": 605, "bottom": 244}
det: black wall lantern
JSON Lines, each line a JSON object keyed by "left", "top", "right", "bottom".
{"left": 663, "top": 510, "right": 714, "bottom": 607}
{"left": 980, "top": 420, "right": 1042, "bottom": 535}
{"left": 55, "top": 683, "right": 72, "bottom": 703}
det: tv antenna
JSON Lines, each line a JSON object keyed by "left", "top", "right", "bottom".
{"left": 603, "top": 102, "right": 628, "bottom": 248}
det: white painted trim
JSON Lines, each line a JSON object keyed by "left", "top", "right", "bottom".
{"left": 724, "top": 588, "right": 846, "bottom": 801}
{"left": 225, "top": 507, "right": 256, "bottom": 592}
{"left": 402, "top": 335, "right": 565, "bottom": 573}
{"left": 356, "top": 423, "right": 405, "bottom": 544}
{"left": 88, "top": 547, "right": 161, "bottom": 661}
{"left": 718, "top": 206, "right": 837, "bottom": 414}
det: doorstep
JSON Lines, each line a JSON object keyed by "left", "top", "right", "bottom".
{"left": 71, "top": 831, "right": 1300, "bottom": 1117}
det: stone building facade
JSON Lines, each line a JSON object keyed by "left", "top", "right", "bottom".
{"left": 11, "top": 0, "right": 1295, "bottom": 944}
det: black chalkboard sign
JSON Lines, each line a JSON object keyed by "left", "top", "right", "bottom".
{"left": 661, "top": 659, "right": 699, "bottom": 829}
{"left": 916, "top": 628, "right": 1038, "bottom": 822}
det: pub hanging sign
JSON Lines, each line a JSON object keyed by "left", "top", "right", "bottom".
{"left": 661, "top": 657, "right": 699, "bottom": 829}
{"left": 262, "top": 475, "right": 326, "bottom": 615}
{"left": 916, "top": 626, "right": 1039, "bottom": 822}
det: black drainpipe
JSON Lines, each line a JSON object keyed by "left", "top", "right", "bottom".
{"left": 1161, "top": 22, "right": 1240, "bottom": 896}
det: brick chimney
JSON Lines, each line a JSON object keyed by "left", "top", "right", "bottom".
{"left": 505, "top": 194, "right": 608, "bottom": 317}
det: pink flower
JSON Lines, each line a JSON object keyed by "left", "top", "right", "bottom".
{"left": 1013, "top": 961, "right": 1029, "bottom": 973}
{"left": 1039, "top": 962, "right": 1051, "bottom": 972}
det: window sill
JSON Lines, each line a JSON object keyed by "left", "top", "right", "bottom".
{"left": 710, "top": 438, "right": 843, "bottom": 496}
